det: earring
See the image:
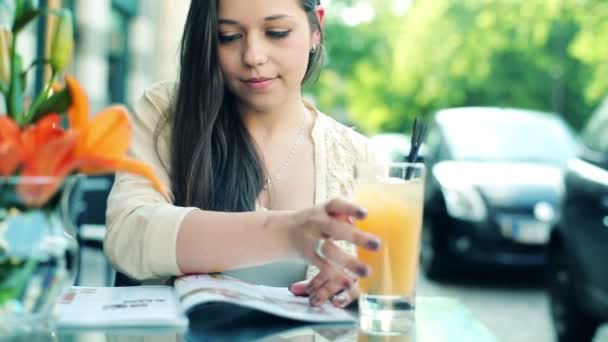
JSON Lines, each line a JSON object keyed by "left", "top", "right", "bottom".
{"left": 310, "top": 45, "right": 317, "bottom": 54}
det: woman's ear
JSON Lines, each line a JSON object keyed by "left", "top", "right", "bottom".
{"left": 312, "top": 5, "right": 325, "bottom": 48}
{"left": 315, "top": 5, "right": 326, "bottom": 28}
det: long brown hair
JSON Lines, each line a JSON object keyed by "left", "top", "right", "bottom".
{"left": 161, "top": 0, "right": 325, "bottom": 211}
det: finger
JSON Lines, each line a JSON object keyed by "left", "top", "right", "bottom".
{"left": 320, "top": 220, "right": 381, "bottom": 252}
{"left": 332, "top": 285, "right": 359, "bottom": 308}
{"left": 308, "top": 276, "right": 329, "bottom": 298}
{"left": 324, "top": 198, "right": 368, "bottom": 219}
{"left": 288, "top": 280, "right": 310, "bottom": 297}
{"left": 306, "top": 257, "right": 331, "bottom": 293}
{"left": 318, "top": 239, "right": 371, "bottom": 278}
{"left": 309, "top": 261, "right": 354, "bottom": 306}
{"left": 310, "top": 274, "right": 354, "bottom": 307}
{"left": 330, "top": 213, "right": 355, "bottom": 225}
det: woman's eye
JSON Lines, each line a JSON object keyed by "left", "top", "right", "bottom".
{"left": 267, "top": 30, "right": 291, "bottom": 39}
{"left": 219, "top": 34, "right": 241, "bottom": 44}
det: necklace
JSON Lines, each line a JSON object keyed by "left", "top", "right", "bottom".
{"left": 262, "top": 117, "right": 307, "bottom": 191}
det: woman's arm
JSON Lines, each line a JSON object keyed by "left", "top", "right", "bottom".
{"left": 176, "top": 209, "right": 294, "bottom": 274}
{"left": 106, "top": 172, "right": 376, "bottom": 281}
{"left": 177, "top": 199, "right": 377, "bottom": 276}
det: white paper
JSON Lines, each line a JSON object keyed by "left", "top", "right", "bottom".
{"left": 55, "top": 286, "right": 188, "bottom": 328}
{"left": 174, "top": 274, "right": 356, "bottom": 323}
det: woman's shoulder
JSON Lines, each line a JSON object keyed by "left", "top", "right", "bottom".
{"left": 136, "top": 81, "right": 178, "bottom": 116}
{"left": 316, "top": 111, "right": 371, "bottom": 162}
{"left": 313, "top": 110, "right": 374, "bottom": 198}
{"left": 131, "top": 81, "right": 178, "bottom": 132}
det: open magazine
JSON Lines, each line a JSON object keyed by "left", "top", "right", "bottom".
{"left": 55, "top": 274, "right": 356, "bottom": 328}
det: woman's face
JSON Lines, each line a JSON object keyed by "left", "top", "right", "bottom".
{"left": 217, "top": 0, "right": 320, "bottom": 111}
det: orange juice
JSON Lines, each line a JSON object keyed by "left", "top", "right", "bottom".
{"left": 355, "top": 179, "right": 424, "bottom": 296}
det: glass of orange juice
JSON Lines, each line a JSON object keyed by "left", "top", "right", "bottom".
{"left": 354, "top": 162, "right": 425, "bottom": 335}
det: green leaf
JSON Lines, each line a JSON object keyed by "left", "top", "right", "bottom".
{"left": 7, "top": 53, "right": 23, "bottom": 124}
{"left": 12, "top": 0, "right": 39, "bottom": 34}
{"left": 29, "top": 87, "right": 71, "bottom": 124}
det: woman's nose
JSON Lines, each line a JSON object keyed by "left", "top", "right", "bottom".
{"left": 243, "top": 36, "right": 269, "bottom": 67}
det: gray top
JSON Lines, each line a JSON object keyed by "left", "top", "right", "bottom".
{"left": 222, "top": 261, "right": 308, "bottom": 287}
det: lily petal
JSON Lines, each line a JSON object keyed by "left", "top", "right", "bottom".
{"left": 79, "top": 105, "right": 130, "bottom": 158}
{"left": 18, "top": 131, "right": 79, "bottom": 207}
{"left": 65, "top": 75, "right": 89, "bottom": 131}
{"left": 0, "top": 116, "right": 24, "bottom": 176}
{"left": 0, "top": 144, "right": 23, "bottom": 176}
{"left": 75, "top": 155, "right": 165, "bottom": 194}
{"left": 21, "top": 114, "right": 64, "bottom": 158}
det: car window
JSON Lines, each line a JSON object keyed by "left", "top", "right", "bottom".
{"left": 440, "top": 112, "right": 577, "bottom": 166}
{"left": 582, "top": 100, "right": 608, "bottom": 154}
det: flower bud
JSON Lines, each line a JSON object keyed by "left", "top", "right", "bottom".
{"left": 50, "top": 10, "right": 74, "bottom": 74}
{"left": 0, "top": 27, "right": 11, "bottom": 85}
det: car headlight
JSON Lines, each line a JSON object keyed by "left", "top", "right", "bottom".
{"left": 442, "top": 186, "right": 488, "bottom": 222}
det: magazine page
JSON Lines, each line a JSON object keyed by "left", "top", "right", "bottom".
{"left": 55, "top": 286, "right": 188, "bottom": 328}
{"left": 174, "top": 274, "right": 356, "bottom": 323}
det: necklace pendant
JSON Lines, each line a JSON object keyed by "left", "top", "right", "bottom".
{"left": 262, "top": 115, "right": 306, "bottom": 193}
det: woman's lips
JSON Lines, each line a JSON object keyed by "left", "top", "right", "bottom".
{"left": 243, "top": 77, "right": 276, "bottom": 90}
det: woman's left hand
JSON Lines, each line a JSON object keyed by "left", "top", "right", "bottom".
{"left": 289, "top": 263, "right": 359, "bottom": 308}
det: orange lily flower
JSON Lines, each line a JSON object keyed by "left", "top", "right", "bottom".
{"left": 18, "top": 131, "right": 78, "bottom": 207}
{"left": 2, "top": 114, "right": 75, "bottom": 207}
{"left": 13, "top": 77, "right": 164, "bottom": 207}
{"left": 20, "top": 114, "right": 65, "bottom": 159}
{"left": 64, "top": 76, "right": 164, "bottom": 193}
{"left": 16, "top": 116, "right": 78, "bottom": 207}
{"left": 0, "top": 115, "right": 24, "bottom": 176}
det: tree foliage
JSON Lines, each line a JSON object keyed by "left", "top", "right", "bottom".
{"left": 312, "top": 0, "right": 608, "bottom": 133}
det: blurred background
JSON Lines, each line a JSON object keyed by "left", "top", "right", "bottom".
{"left": 2, "top": 0, "right": 608, "bottom": 341}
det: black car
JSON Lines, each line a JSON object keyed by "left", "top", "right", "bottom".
{"left": 421, "top": 107, "right": 578, "bottom": 280}
{"left": 547, "top": 100, "right": 608, "bottom": 342}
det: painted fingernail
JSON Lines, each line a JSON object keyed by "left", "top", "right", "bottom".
{"left": 305, "top": 284, "right": 314, "bottom": 294}
{"left": 356, "top": 207, "right": 368, "bottom": 219}
{"left": 366, "top": 239, "right": 380, "bottom": 250}
{"left": 357, "top": 266, "right": 369, "bottom": 277}
{"left": 311, "top": 294, "right": 320, "bottom": 305}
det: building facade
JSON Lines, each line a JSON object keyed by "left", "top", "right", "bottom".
{"left": 72, "top": 0, "right": 188, "bottom": 111}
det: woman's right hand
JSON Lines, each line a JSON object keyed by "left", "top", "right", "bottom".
{"left": 287, "top": 198, "right": 381, "bottom": 281}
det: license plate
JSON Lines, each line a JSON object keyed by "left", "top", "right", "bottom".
{"left": 510, "top": 220, "right": 550, "bottom": 244}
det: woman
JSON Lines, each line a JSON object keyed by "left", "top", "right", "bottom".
{"left": 105, "top": 0, "right": 380, "bottom": 308}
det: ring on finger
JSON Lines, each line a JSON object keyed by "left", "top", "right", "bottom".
{"left": 331, "top": 288, "right": 354, "bottom": 308}
{"left": 315, "top": 238, "right": 327, "bottom": 259}
{"left": 332, "top": 291, "right": 348, "bottom": 305}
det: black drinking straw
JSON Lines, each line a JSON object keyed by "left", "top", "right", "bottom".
{"left": 405, "top": 117, "right": 427, "bottom": 180}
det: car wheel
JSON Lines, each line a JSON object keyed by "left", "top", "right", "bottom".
{"left": 420, "top": 219, "right": 450, "bottom": 281}
{"left": 547, "top": 243, "right": 600, "bottom": 342}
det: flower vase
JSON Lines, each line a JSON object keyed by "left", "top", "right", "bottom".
{"left": 0, "top": 176, "right": 81, "bottom": 337}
